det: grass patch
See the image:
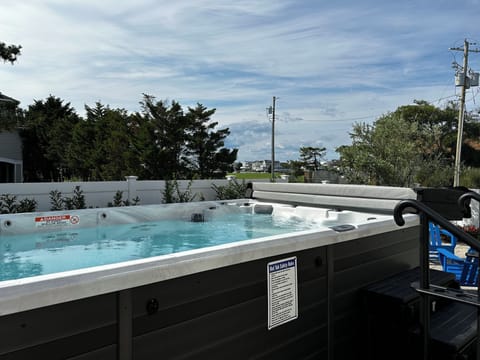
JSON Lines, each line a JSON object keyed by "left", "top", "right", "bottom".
{"left": 227, "top": 172, "right": 272, "bottom": 179}
{"left": 228, "top": 172, "right": 305, "bottom": 182}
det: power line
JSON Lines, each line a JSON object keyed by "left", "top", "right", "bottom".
{"left": 278, "top": 115, "right": 377, "bottom": 123}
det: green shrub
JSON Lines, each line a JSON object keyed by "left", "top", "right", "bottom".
{"left": 108, "top": 190, "right": 140, "bottom": 207}
{"left": 460, "top": 167, "right": 480, "bottom": 188}
{"left": 16, "top": 198, "right": 38, "bottom": 213}
{"left": 49, "top": 186, "right": 86, "bottom": 210}
{"left": 0, "top": 194, "right": 37, "bottom": 214}
{"left": 163, "top": 179, "right": 196, "bottom": 203}
{"left": 212, "top": 179, "right": 248, "bottom": 200}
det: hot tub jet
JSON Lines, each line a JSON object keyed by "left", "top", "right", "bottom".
{"left": 191, "top": 213, "right": 205, "bottom": 222}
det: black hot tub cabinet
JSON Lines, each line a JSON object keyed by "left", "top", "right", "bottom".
{"left": 0, "top": 183, "right": 420, "bottom": 360}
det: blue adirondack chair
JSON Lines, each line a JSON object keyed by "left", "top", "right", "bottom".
{"left": 429, "top": 222, "right": 457, "bottom": 262}
{"left": 437, "top": 248, "right": 479, "bottom": 286}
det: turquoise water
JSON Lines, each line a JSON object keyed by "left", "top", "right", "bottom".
{"left": 0, "top": 213, "right": 321, "bottom": 282}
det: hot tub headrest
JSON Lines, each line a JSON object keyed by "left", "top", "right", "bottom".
{"left": 254, "top": 204, "right": 274, "bottom": 214}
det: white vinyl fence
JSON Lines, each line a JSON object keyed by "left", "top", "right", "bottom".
{"left": 0, "top": 177, "right": 239, "bottom": 211}
{"left": 2, "top": 179, "right": 477, "bottom": 227}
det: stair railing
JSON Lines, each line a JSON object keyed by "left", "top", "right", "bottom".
{"left": 394, "top": 195, "right": 480, "bottom": 360}
{"left": 459, "top": 191, "right": 480, "bottom": 360}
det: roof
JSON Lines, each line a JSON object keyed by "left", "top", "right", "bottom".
{"left": 0, "top": 92, "right": 20, "bottom": 105}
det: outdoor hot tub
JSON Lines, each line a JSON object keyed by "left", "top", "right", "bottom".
{"left": 0, "top": 183, "right": 419, "bottom": 360}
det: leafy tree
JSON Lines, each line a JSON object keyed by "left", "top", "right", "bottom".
{"left": 394, "top": 100, "right": 457, "bottom": 159}
{"left": 337, "top": 115, "right": 422, "bottom": 186}
{"left": 393, "top": 100, "right": 480, "bottom": 167}
{"left": 336, "top": 101, "right": 465, "bottom": 187}
{"left": 0, "top": 42, "right": 21, "bottom": 64}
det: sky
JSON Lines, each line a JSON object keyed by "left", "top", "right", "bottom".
{"left": 1, "top": 0, "right": 480, "bottom": 163}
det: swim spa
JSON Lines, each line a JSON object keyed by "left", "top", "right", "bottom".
{"left": 0, "top": 201, "right": 377, "bottom": 282}
{"left": 0, "top": 183, "right": 420, "bottom": 360}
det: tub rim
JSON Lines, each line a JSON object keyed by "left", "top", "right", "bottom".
{"left": 0, "top": 210, "right": 418, "bottom": 316}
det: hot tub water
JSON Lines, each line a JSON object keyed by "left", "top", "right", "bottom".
{"left": 0, "top": 205, "right": 330, "bottom": 282}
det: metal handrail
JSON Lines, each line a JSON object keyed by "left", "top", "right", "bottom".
{"left": 458, "top": 191, "right": 480, "bottom": 360}
{"left": 394, "top": 199, "right": 480, "bottom": 250}
{"left": 394, "top": 197, "right": 480, "bottom": 360}
{"left": 459, "top": 191, "right": 480, "bottom": 217}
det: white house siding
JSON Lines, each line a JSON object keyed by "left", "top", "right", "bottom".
{"left": 0, "top": 131, "right": 23, "bottom": 182}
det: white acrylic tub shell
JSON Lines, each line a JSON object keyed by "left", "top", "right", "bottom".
{"left": 0, "top": 201, "right": 419, "bottom": 316}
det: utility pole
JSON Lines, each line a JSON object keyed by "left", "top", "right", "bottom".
{"left": 450, "top": 39, "right": 480, "bottom": 187}
{"left": 271, "top": 96, "right": 276, "bottom": 182}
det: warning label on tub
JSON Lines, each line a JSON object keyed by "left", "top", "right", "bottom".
{"left": 267, "top": 256, "right": 298, "bottom": 330}
{"left": 35, "top": 214, "right": 80, "bottom": 227}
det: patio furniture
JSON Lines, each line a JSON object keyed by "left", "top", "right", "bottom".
{"left": 437, "top": 248, "right": 479, "bottom": 286}
{"left": 429, "top": 222, "right": 457, "bottom": 262}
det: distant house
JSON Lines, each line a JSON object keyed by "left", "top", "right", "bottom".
{"left": 251, "top": 160, "right": 283, "bottom": 172}
{"left": 252, "top": 160, "right": 269, "bottom": 172}
{"left": 0, "top": 92, "right": 22, "bottom": 183}
{"left": 240, "top": 161, "right": 253, "bottom": 172}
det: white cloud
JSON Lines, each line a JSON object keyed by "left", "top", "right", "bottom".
{"left": 1, "top": 0, "right": 479, "bottom": 162}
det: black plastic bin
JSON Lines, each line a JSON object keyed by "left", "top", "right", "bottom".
{"left": 415, "top": 187, "right": 471, "bottom": 220}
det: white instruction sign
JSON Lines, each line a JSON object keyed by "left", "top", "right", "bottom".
{"left": 267, "top": 256, "right": 298, "bottom": 330}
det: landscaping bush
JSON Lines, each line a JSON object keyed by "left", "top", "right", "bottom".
{"left": 212, "top": 179, "right": 248, "bottom": 200}
{"left": 0, "top": 194, "right": 37, "bottom": 214}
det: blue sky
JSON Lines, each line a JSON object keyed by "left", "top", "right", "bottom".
{"left": 1, "top": 0, "right": 480, "bottom": 162}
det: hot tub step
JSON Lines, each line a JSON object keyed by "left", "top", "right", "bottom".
{"left": 361, "top": 267, "right": 460, "bottom": 360}
{"left": 412, "top": 282, "right": 480, "bottom": 308}
{"left": 410, "top": 301, "right": 477, "bottom": 359}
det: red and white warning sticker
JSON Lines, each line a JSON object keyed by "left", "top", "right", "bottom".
{"left": 35, "top": 214, "right": 80, "bottom": 227}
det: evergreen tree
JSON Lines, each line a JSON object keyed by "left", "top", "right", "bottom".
{"left": 16, "top": 93, "right": 238, "bottom": 181}
{"left": 134, "top": 95, "right": 190, "bottom": 179}
{"left": 185, "top": 103, "right": 238, "bottom": 178}
{"left": 21, "top": 96, "right": 80, "bottom": 181}
{"left": 299, "top": 146, "right": 326, "bottom": 171}
{"left": 67, "top": 103, "right": 138, "bottom": 180}
{"left": 67, "top": 106, "right": 97, "bottom": 180}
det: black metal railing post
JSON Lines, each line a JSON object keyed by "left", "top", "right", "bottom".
{"left": 419, "top": 211, "right": 431, "bottom": 360}
{"left": 459, "top": 192, "right": 480, "bottom": 360}
{"left": 395, "top": 196, "right": 480, "bottom": 360}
